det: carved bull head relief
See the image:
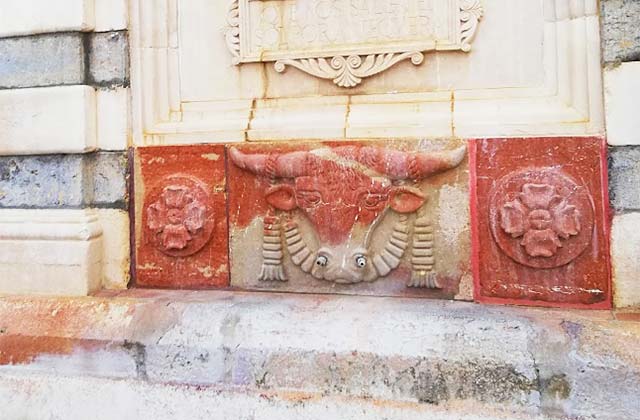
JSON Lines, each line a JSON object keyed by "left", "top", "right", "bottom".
{"left": 230, "top": 145, "right": 466, "bottom": 287}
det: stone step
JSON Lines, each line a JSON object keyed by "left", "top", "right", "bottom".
{"left": 0, "top": 291, "right": 638, "bottom": 420}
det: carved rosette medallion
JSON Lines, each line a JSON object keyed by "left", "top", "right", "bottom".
{"left": 489, "top": 170, "right": 594, "bottom": 269}
{"left": 225, "top": 0, "right": 483, "bottom": 87}
{"left": 144, "top": 176, "right": 214, "bottom": 258}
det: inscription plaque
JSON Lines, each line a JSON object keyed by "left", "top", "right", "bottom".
{"left": 226, "top": 0, "right": 483, "bottom": 87}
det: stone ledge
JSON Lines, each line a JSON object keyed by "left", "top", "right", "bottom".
{"left": 0, "top": 291, "right": 638, "bottom": 420}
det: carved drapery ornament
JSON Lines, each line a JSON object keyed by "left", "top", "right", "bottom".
{"left": 225, "top": 0, "right": 483, "bottom": 87}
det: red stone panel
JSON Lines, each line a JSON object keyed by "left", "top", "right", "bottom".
{"left": 227, "top": 140, "right": 470, "bottom": 299}
{"left": 134, "top": 145, "right": 228, "bottom": 289}
{"left": 471, "top": 137, "right": 611, "bottom": 308}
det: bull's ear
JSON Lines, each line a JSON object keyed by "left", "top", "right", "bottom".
{"left": 265, "top": 184, "right": 297, "bottom": 211}
{"left": 389, "top": 186, "right": 425, "bottom": 213}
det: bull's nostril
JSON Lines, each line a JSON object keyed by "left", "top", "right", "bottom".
{"left": 355, "top": 255, "right": 367, "bottom": 268}
{"left": 315, "top": 255, "right": 328, "bottom": 267}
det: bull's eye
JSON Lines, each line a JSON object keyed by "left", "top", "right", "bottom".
{"left": 361, "top": 193, "right": 386, "bottom": 210}
{"left": 315, "top": 255, "right": 328, "bottom": 267}
{"left": 298, "top": 191, "right": 322, "bottom": 208}
{"left": 355, "top": 255, "right": 367, "bottom": 268}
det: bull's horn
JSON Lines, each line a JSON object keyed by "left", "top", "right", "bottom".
{"left": 355, "top": 145, "right": 467, "bottom": 180}
{"left": 229, "top": 148, "right": 312, "bottom": 178}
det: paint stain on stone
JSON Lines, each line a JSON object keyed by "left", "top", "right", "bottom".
{"left": 542, "top": 374, "right": 571, "bottom": 400}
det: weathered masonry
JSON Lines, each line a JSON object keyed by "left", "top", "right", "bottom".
{"left": 0, "top": 1, "right": 639, "bottom": 419}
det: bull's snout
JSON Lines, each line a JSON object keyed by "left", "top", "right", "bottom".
{"left": 310, "top": 245, "right": 378, "bottom": 284}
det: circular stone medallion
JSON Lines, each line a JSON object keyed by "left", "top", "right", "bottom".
{"left": 489, "top": 169, "right": 594, "bottom": 269}
{"left": 143, "top": 175, "right": 214, "bottom": 258}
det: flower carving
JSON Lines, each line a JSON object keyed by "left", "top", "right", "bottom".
{"left": 500, "top": 184, "right": 581, "bottom": 258}
{"left": 147, "top": 185, "right": 207, "bottom": 252}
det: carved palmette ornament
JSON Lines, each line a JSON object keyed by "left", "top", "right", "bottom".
{"left": 225, "top": 0, "right": 483, "bottom": 87}
{"left": 230, "top": 145, "right": 466, "bottom": 287}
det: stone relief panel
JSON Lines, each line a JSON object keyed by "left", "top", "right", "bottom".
{"left": 134, "top": 145, "right": 229, "bottom": 289}
{"left": 471, "top": 137, "right": 611, "bottom": 308}
{"left": 226, "top": 0, "right": 483, "bottom": 87}
{"left": 228, "top": 140, "right": 471, "bottom": 299}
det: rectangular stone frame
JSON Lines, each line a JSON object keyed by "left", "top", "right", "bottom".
{"left": 129, "top": 0, "right": 603, "bottom": 144}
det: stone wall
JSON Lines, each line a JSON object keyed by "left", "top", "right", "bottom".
{"left": 0, "top": 0, "right": 130, "bottom": 294}
{"left": 602, "top": 0, "right": 640, "bottom": 308}
{"left": 0, "top": 0, "right": 636, "bottom": 303}
{"left": 0, "top": 1, "right": 639, "bottom": 418}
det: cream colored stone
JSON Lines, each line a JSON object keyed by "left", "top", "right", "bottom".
{"left": 94, "top": 0, "right": 128, "bottom": 32}
{"left": 226, "top": 0, "right": 483, "bottom": 89}
{"left": 248, "top": 97, "right": 349, "bottom": 141}
{"left": 612, "top": 213, "right": 640, "bottom": 308}
{"left": 605, "top": 62, "right": 640, "bottom": 146}
{"left": 347, "top": 92, "right": 452, "bottom": 138}
{"left": 0, "top": 0, "right": 94, "bottom": 37}
{"left": 95, "top": 209, "right": 130, "bottom": 290}
{"left": 0, "top": 209, "right": 103, "bottom": 296}
{"left": 131, "top": 0, "right": 605, "bottom": 144}
{"left": 97, "top": 88, "right": 130, "bottom": 151}
{"left": 0, "top": 86, "right": 96, "bottom": 155}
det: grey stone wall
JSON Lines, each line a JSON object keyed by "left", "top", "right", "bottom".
{"left": 602, "top": 1, "right": 640, "bottom": 213}
{"left": 609, "top": 147, "right": 640, "bottom": 212}
{"left": 601, "top": 0, "right": 640, "bottom": 64}
{"left": 0, "top": 153, "right": 128, "bottom": 209}
{"left": 0, "top": 31, "right": 129, "bottom": 90}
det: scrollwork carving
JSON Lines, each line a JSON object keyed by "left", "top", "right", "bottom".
{"left": 224, "top": 0, "right": 483, "bottom": 87}
{"left": 459, "top": 0, "right": 484, "bottom": 51}
{"left": 274, "top": 52, "right": 424, "bottom": 88}
{"left": 225, "top": 0, "right": 240, "bottom": 65}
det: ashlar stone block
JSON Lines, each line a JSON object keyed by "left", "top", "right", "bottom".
{"left": 608, "top": 146, "right": 640, "bottom": 212}
{"left": 471, "top": 137, "right": 611, "bottom": 309}
{"left": 0, "top": 33, "right": 85, "bottom": 90}
{"left": 612, "top": 213, "right": 640, "bottom": 308}
{"left": 605, "top": 62, "right": 640, "bottom": 146}
{"left": 228, "top": 140, "right": 470, "bottom": 299}
{"left": 601, "top": 0, "right": 640, "bottom": 63}
{"left": 0, "top": 152, "right": 128, "bottom": 209}
{"left": 134, "top": 145, "right": 229, "bottom": 289}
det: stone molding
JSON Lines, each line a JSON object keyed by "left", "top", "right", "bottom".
{"left": 0, "top": 208, "right": 129, "bottom": 295}
{"left": 0, "top": 209, "right": 103, "bottom": 296}
{"left": 0, "top": 0, "right": 128, "bottom": 38}
{"left": 130, "top": 0, "right": 604, "bottom": 145}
